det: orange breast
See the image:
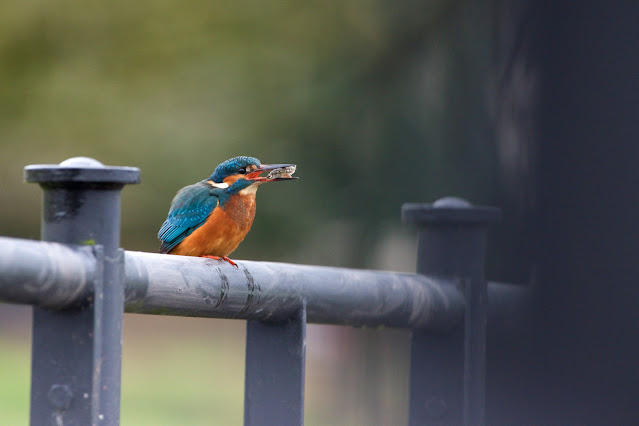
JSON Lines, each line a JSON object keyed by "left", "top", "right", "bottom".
{"left": 170, "top": 194, "right": 257, "bottom": 257}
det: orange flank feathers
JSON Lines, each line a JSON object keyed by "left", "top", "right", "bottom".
{"left": 170, "top": 194, "right": 257, "bottom": 257}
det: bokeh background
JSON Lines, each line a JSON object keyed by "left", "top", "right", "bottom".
{"left": 1, "top": 2, "right": 496, "bottom": 424}
{"left": 2, "top": 0, "right": 639, "bottom": 424}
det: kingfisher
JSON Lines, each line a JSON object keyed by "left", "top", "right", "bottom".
{"left": 157, "top": 156, "right": 297, "bottom": 267}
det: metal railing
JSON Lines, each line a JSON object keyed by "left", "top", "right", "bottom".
{"left": 0, "top": 157, "right": 527, "bottom": 425}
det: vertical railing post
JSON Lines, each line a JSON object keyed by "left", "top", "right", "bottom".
{"left": 403, "top": 197, "right": 499, "bottom": 426}
{"left": 25, "top": 157, "right": 140, "bottom": 425}
{"left": 244, "top": 301, "right": 307, "bottom": 425}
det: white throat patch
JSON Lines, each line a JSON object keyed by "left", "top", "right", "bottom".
{"left": 239, "top": 183, "right": 260, "bottom": 195}
{"left": 208, "top": 180, "right": 229, "bottom": 189}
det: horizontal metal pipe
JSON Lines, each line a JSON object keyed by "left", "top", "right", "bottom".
{"left": 0, "top": 237, "right": 94, "bottom": 308}
{"left": 0, "top": 236, "right": 528, "bottom": 331}
{"left": 123, "top": 251, "right": 466, "bottom": 331}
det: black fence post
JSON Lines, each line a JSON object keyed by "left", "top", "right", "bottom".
{"left": 403, "top": 197, "right": 499, "bottom": 426}
{"left": 25, "top": 157, "right": 139, "bottom": 425}
{"left": 244, "top": 301, "right": 307, "bottom": 425}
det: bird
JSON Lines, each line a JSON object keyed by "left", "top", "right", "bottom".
{"left": 157, "top": 156, "right": 297, "bottom": 267}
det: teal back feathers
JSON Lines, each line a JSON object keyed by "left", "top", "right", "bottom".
{"left": 157, "top": 182, "right": 220, "bottom": 253}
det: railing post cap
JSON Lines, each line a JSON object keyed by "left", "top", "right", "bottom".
{"left": 24, "top": 156, "right": 141, "bottom": 186}
{"left": 402, "top": 196, "right": 501, "bottom": 226}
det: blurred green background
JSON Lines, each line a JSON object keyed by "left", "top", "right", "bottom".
{"left": 0, "top": 0, "right": 501, "bottom": 424}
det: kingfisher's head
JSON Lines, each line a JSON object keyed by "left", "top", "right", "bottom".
{"left": 207, "top": 156, "right": 297, "bottom": 194}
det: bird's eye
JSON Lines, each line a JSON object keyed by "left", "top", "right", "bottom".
{"left": 238, "top": 167, "right": 247, "bottom": 174}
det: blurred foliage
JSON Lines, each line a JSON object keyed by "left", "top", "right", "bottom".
{"left": 0, "top": 0, "right": 505, "bottom": 424}
{"left": 0, "top": 0, "right": 499, "bottom": 268}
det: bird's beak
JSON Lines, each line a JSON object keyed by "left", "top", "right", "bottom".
{"left": 246, "top": 164, "right": 298, "bottom": 182}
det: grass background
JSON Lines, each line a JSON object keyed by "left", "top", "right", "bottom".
{"left": 0, "top": 309, "right": 409, "bottom": 425}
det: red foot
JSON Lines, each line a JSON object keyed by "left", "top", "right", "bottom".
{"left": 200, "top": 255, "right": 238, "bottom": 268}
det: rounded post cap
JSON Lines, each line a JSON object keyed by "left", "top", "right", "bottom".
{"left": 24, "top": 157, "right": 140, "bottom": 185}
{"left": 402, "top": 196, "right": 501, "bottom": 226}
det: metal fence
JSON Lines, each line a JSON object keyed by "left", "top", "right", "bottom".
{"left": 0, "top": 157, "right": 527, "bottom": 425}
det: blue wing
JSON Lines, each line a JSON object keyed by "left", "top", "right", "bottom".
{"left": 157, "top": 182, "right": 222, "bottom": 253}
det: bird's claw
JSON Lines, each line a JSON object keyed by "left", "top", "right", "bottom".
{"left": 200, "top": 255, "right": 238, "bottom": 268}
{"left": 222, "top": 256, "right": 238, "bottom": 268}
